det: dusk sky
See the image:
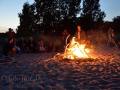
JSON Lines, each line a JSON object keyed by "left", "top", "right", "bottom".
{"left": 0, "top": 0, "right": 120, "bottom": 32}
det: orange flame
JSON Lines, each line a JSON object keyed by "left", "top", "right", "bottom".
{"left": 63, "top": 37, "right": 90, "bottom": 59}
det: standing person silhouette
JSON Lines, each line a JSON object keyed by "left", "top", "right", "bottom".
{"left": 6, "top": 28, "right": 16, "bottom": 58}
{"left": 7, "top": 28, "right": 15, "bottom": 40}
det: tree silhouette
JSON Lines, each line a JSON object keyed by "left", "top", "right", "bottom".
{"left": 35, "top": 0, "right": 61, "bottom": 34}
{"left": 34, "top": 0, "right": 81, "bottom": 34}
{"left": 17, "top": 2, "right": 35, "bottom": 37}
{"left": 17, "top": 0, "right": 106, "bottom": 37}
{"left": 68, "top": 0, "right": 81, "bottom": 18}
{"left": 112, "top": 16, "right": 120, "bottom": 34}
{"left": 80, "top": 0, "right": 105, "bottom": 31}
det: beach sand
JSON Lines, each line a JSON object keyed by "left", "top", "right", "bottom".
{"left": 0, "top": 48, "right": 120, "bottom": 90}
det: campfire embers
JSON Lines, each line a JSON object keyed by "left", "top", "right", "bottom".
{"left": 63, "top": 37, "right": 91, "bottom": 60}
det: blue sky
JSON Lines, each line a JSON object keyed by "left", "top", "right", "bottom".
{"left": 0, "top": 0, "right": 120, "bottom": 32}
{"left": 0, "top": 0, "right": 34, "bottom": 32}
{"left": 100, "top": 0, "right": 120, "bottom": 21}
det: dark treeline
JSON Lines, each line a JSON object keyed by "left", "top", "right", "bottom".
{"left": 16, "top": 0, "right": 106, "bottom": 37}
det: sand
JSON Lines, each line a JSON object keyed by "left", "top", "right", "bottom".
{"left": 0, "top": 48, "right": 120, "bottom": 90}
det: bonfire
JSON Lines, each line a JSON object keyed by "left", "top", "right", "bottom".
{"left": 63, "top": 37, "right": 91, "bottom": 60}
{"left": 54, "top": 25, "right": 95, "bottom": 60}
{"left": 54, "top": 36, "right": 93, "bottom": 60}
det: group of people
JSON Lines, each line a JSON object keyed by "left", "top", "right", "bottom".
{"left": 17, "top": 37, "right": 46, "bottom": 53}
{"left": 4, "top": 39, "right": 46, "bottom": 57}
{"left": 1, "top": 25, "right": 83, "bottom": 58}
{"left": 2, "top": 25, "right": 120, "bottom": 58}
{"left": 2, "top": 28, "right": 47, "bottom": 58}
